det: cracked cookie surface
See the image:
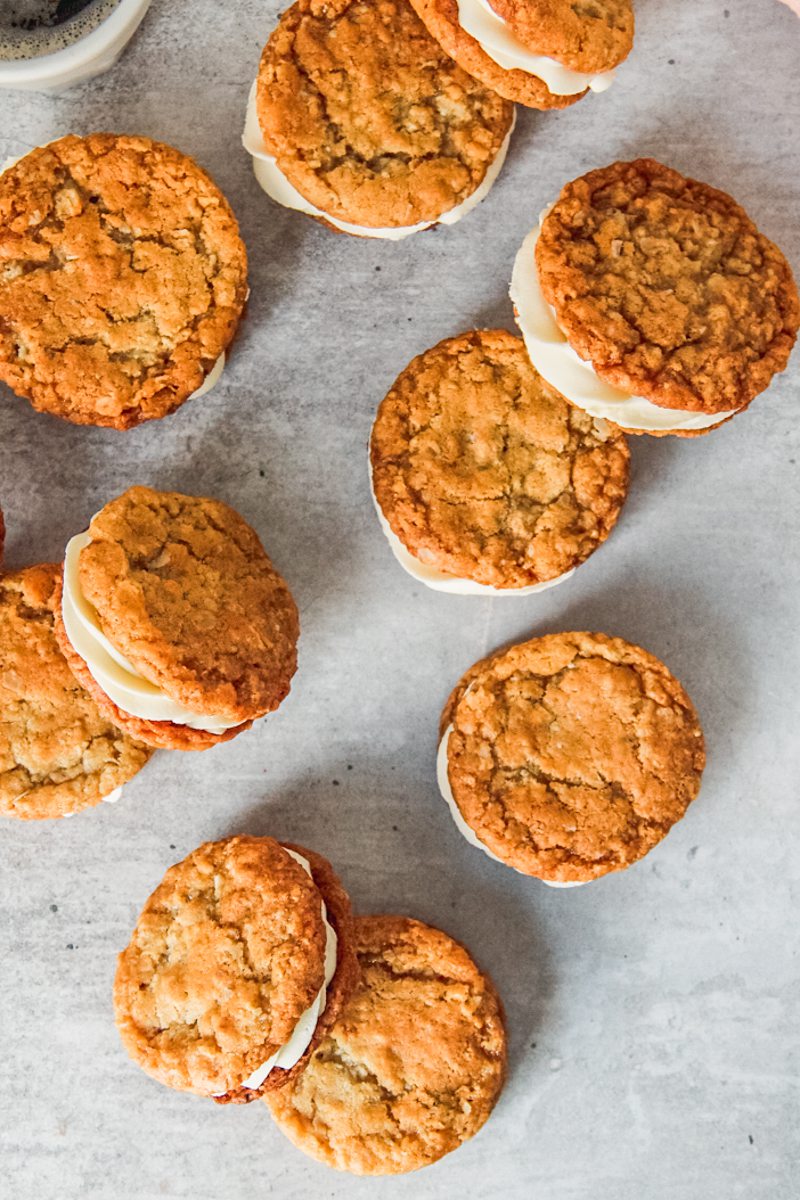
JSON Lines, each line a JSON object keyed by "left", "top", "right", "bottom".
{"left": 407, "top": 0, "right": 584, "bottom": 108}
{"left": 256, "top": 0, "right": 514, "bottom": 229}
{"left": 114, "top": 836, "right": 358, "bottom": 1099}
{"left": 267, "top": 915, "right": 506, "bottom": 1175}
{"left": 441, "top": 632, "right": 705, "bottom": 881}
{"left": 488, "top": 0, "right": 634, "bottom": 73}
{"left": 56, "top": 486, "right": 299, "bottom": 749}
{"left": 536, "top": 159, "right": 800, "bottom": 414}
{"left": 371, "top": 330, "right": 629, "bottom": 588}
{"left": 0, "top": 134, "right": 248, "bottom": 429}
{"left": 0, "top": 564, "right": 151, "bottom": 821}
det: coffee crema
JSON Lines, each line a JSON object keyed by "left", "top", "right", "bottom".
{"left": 0, "top": 1, "right": 121, "bottom": 61}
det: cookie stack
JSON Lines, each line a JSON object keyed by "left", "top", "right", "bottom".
{"left": 115, "top": 836, "right": 507, "bottom": 1175}
{"left": 0, "top": 486, "right": 298, "bottom": 817}
{"left": 242, "top": 0, "right": 634, "bottom": 239}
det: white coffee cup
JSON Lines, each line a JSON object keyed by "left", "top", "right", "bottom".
{"left": 0, "top": 0, "right": 151, "bottom": 91}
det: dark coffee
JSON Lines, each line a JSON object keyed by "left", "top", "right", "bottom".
{"left": 0, "top": 1, "right": 121, "bottom": 60}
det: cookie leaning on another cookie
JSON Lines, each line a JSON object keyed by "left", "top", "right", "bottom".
{"left": 409, "top": 0, "right": 633, "bottom": 108}
{"left": 54, "top": 486, "right": 299, "bottom": 751}
{"left": 511, "top": 159, "right": 800, "bottom": 435}
{"left": 0, "top": 134, "right": 248, "bottom": 429}
{"left": 0, "top": 564, "right": 151, "bottom": 821}
{"left": 114, "top": 837, "right": 358, "bottom": 1103}
{"left": 370, "top": 329, "right": 630, "bottom": 593}
{"left": 439, "top": 632, "right": 705, "bottom": 883}
{"left": 267, "top": 915, "right": 507, "bottom": 1174}
{"left": 243, "top": 0, "right": 514, "bottom": 239}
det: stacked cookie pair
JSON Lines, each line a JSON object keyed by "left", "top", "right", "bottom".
{"left": 115, "top": 835, "right": 507, "bottom": 1176}
{"left": 369, "top": 160, "right": 799, "bottom": 598}
{"left": 242, "top": 0, "right": 633, "bottom": 239}
{"left": 0, "top": 487, "right": 298, "bottom": 820}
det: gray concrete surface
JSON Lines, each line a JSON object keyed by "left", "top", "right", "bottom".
{"left": 0, "top": 1, "right": 798, "bottom": 1197}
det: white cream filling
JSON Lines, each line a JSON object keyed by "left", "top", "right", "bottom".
{"left": 510, "top": 217, "right": 739, "bottom": 433}
{"left": 191, "top": 352, "right": 225, "bottom": 400}
{"left": 368, "top": 444, "right": 574, "bottom": 595}
{"left": 60, "top": 531, "right": 242, "bottom": 735}
{"left": 242, "top": 83, "right": 514, "bottom": 240}
{"left": 217, "top": 848, "right": 338, "bottom": 1095}
{"left": 437, "top": 722, "right": 586, "bottom": 886}
{"left": 456, "top": 0, "right": 615, "bottom": 95}
{"left": 61, "top": 786, "right": 124, "bottom": 820}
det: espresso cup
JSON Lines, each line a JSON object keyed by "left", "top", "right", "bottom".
{"left": 0, "top": 0, "right": 151, "bottom": 91}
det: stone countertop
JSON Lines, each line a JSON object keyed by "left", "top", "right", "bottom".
{"left": 0, "top": 1, "right": 798, "bottom": 1197}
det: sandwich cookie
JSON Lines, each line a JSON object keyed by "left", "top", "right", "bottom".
{"left": 370, "top": 329, "right": 629, "bottom": 593}
{"left": 409, "top": 0, "right": 633, "bottom": 108}
{"left": 54, "top": 486, "right": 299, "bottom": 751}
{"left": 245, "top": 0, "right": 514, "bottom": 239}
{"left": 0, "top": 134, "right": 248, "bottom": 429}
{"left": 439, "top": 632, "right": 705, "bottom": 883}
{"left": 0, "top": 563, "right": 151, "bottom": 821}
{"left": 114, "top": 836, "right": 358, "bottom": 1104}
{"left": 511, "top": 159, "right": 800, "bottom": 435}
{"left": 267, "top": 915, "right": 506, "bottom": 1174}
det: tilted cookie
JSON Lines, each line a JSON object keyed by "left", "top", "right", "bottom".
{"left": 267, "top": 915, "right": 506, "bottom": 1174}
{"left": 114, "top": 836, "right": 358, "bottom": 1103}
{"left": 511, "top": 159, "right": 800, "bottom": 435}
{"left": 0, "top": 134, "right": 248, "bottom": 429}
{"left": 54, "top": 486, "right": 299, "bottom": 751}
{"left": 409, "top": 0, "right": 633, "bottom": 108}
{"left": 242, "top": 0, "right": 514, "bottom": 239}
{"left": 370, "top": 329, "right": 629, "bottom": 593}
{"left": 0, "top": 564, "right": 151, "bottom": 821}
{"left": 438, "top": 632, "right": 705, "bottom": 883}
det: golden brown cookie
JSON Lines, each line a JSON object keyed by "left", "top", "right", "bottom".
{"left": 371, "top": 330, "right": 629, "bottom": 590}
{"left": 267, "top": 915, "right": 506, "bottom": 1174}
{"left": 256, "top": 0, "right": 514, "bottom": 231}
{"left": 0, "top": 564, "right": 151, "bottom": 821}
{"left": 0, "top": 134, "right": 248, "bottom": 429}
{"left": 54, "top": 486, "right": 299, "bottom": 752}
{"left": 114, "top": 836, "right": 358, "bottom": 1103}
{"left": 535, "top": 159, "right": 800, "bottom": 418}
{"left": 407, "top": 0, "right": 584, "bottom": 109}
{"left": 439, "top": 632, "right": 705, "bottom": 883}
{"left": 489, "top": 0, "right": 634, "bottom": 73}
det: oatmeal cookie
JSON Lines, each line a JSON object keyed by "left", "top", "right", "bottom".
{"left": 440, "top": 631, "right": 705, "bottom": 882}
{"left": 114, "top": 836, "right": 358, "bottom": 1101}
{"left": 0, "top": 134, "right": 248, "bottom": 429}
{"left": 256, "top": 0, "right": 514, "bottom": 229}
{"left": 0, "top": 563, "right": 151, "bottom": 821}
{"left": 267, "top": 915, "right": 506, "bottom": 1174}
{"left": 371, "top": 329, "right": 629, "bottom": 589}
{"left": 54, "top": 487, "right": 299, "bottom": 751}
{"left": 535, "top": 159, "right": 800, "bottom": 415}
